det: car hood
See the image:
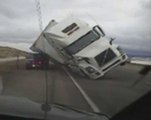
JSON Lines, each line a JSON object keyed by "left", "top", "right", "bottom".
{"left": 0, "top": 96, "right": 108, "bottom": 120}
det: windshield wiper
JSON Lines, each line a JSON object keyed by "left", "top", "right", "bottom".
{"left": 53, "top": 103, "right": 93, "bottom": 115}
{"left": 53, "top": 103, "right": 110, "bottom": 119}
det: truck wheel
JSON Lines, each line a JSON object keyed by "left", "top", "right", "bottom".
{"left": 120, "top": 61, "right": 126, "bottom": 66}
{"left": 80, "top": 69, "right": 89, "bottom": 78}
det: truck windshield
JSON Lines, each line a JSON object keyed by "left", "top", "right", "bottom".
{"left": 64, "top": 30, "right": 100, "bottom": 55}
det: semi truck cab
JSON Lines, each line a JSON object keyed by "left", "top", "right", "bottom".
{"left": 39, "top": 17, "right": 127, "bottom": 79}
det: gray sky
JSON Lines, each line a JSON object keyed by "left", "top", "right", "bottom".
{"left": 0, "top": 0, "right": 151, "bottom": 53}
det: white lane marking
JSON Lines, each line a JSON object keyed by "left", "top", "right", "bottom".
{"left": 63, "top": 67, "right": 101, "bottom": 113}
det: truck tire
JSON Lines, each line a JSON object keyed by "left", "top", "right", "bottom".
{"left": 120, "top": 61, "right": 126, "bottom": 66}
{"left": 80, "top": 69, "right": 89, "bottom": 78}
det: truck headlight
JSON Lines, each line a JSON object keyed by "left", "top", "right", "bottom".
{"left": 86, "top": 67, "right": 95, "bottom": 73}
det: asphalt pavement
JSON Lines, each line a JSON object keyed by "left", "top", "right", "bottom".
{"left": 0, "top": 58, "right": 92, "bottom": 112}
{"left": 72, "top": 65, "right": 151, "bottom": 117}
{"left": 0, "top": 59, "right": 151, "bottom": 119}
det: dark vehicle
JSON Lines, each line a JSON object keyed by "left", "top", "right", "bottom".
{"left": 26, "top": 53, "right": 49, "bottom": 69}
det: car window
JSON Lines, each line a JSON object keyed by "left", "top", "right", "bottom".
{"left": 0, "top": 1, "right": 151, "bottom": 120}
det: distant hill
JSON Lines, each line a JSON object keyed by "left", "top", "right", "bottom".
{"left": 0, "top": 46, "right": 29, "bottom": 58}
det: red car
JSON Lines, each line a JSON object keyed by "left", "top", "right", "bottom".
{"left": 26, "top": 53, "right": 49, "bottom": 69}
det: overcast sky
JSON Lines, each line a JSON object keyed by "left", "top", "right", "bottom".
{"left": 0, "top": 0, "right": 151, "bottom": 55}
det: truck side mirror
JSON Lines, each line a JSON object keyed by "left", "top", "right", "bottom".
{"left": 109, "top": 37, "right": 115, "bottom": 45}
{"left": 93, "top": 25, "right": 105, "bottom": 37}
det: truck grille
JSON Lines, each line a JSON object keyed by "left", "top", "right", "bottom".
{"left": 102, "top": 59, "right": 120, "bottom": 71}
{"left": 95, "top": 48, "right": 116, "bottom": 67}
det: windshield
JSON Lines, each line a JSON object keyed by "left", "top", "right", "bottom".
{"left": 0, "top": 1, "right": 151, "bottom": 120}
{"left": 64, "top": 30, "right": 100, "bottom": 55}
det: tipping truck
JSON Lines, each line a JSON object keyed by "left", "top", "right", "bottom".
{"left": 31, "top": 17, "right": 127, "bottom": 79}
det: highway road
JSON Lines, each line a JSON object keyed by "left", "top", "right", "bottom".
{"left": 0, "top": 58, "right": 151, "bottom": 119}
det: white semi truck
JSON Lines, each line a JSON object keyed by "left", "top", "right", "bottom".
{"left": 31, "top": 17, "right": 127, "bottom": 79}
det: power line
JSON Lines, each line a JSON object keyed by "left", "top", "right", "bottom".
{"left": 35, "top": 0, "right": 43, "bottom": 32}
